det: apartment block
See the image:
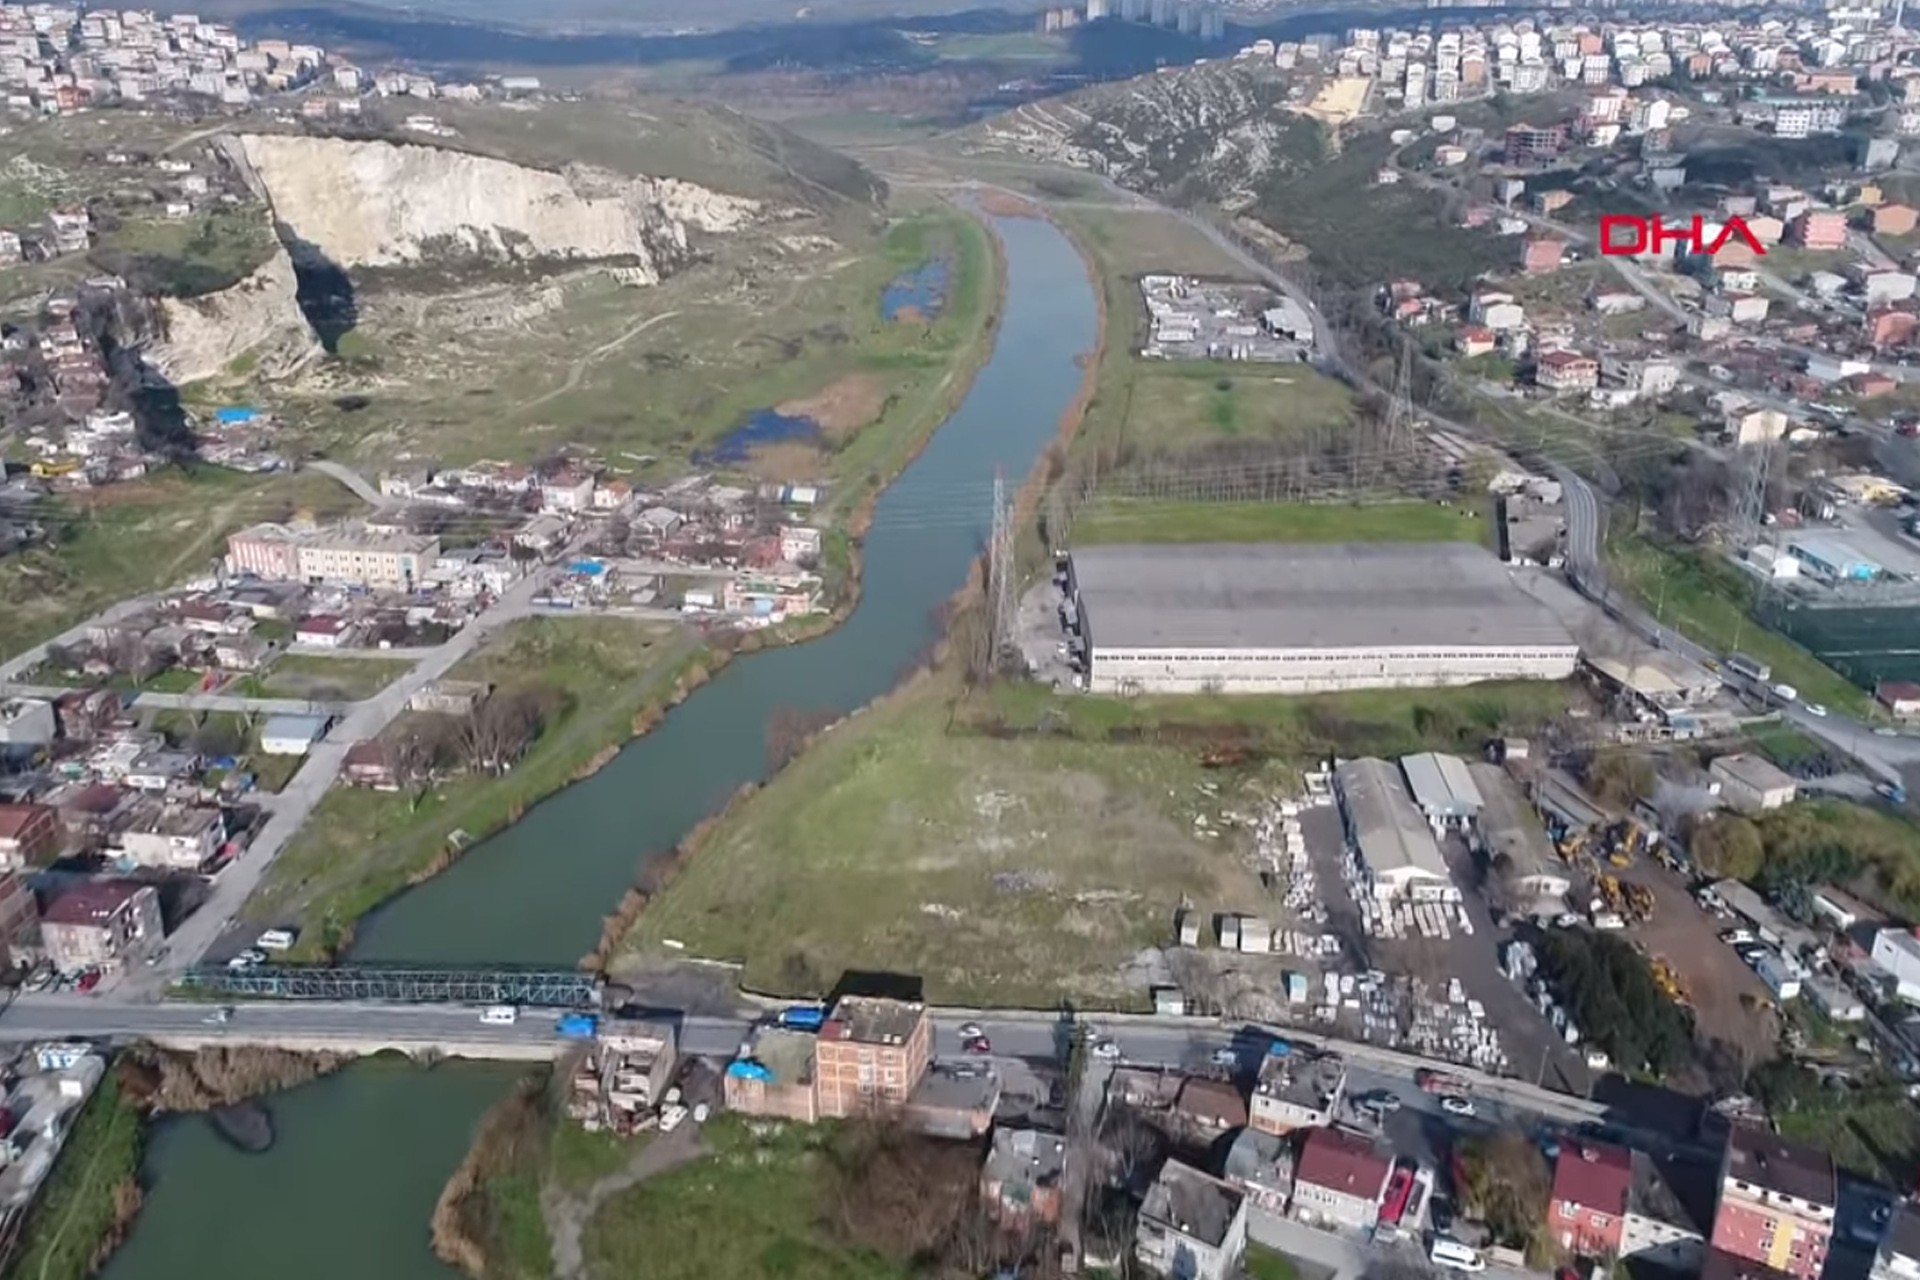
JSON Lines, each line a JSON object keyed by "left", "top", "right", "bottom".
{"left": 812, "top": 995, "right": 932, "bottom": 1118}
{"left": 1710, "top": 1124, "right": 1835, "bottom": 1280}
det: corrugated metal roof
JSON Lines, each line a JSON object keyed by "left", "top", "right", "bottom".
{"left": 1401, "top": 752, "right": 1484, "bottom": 815}
{"left": 1336, "top": 758, "right": 1451, "bottom": 883}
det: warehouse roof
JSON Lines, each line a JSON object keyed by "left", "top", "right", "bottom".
{"left": 1335, "top": 758, "right": 1451, "bottom": 884}
{"left": 1709, "top": 752, "right": 1797, "bottom": 796}
{"left": 1467, "top": 762, "right": 1559, "bottom": 885}
{"left": 1067, "top": 542, "right": 1576, "bottom": 652}
{"left": 1401, "top": 752, "right": 1484, "bottom": 817}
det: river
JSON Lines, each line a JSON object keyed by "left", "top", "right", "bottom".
{"left": 104, "top": 208, "right": 1100, "bottom": 1278}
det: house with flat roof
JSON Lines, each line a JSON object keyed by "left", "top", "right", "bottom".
{"left": 260, "top": 714, "right": 329, "bottom": 756}
{"left": 1249, "top": 1050, "right": 1345, "bottom": 1135}
{"left": 1136, "top": 1160, "right": 1249, "bottom": 1280}
{"left": 814, "top": 995, "right": 931, "bottom": 1118}
{"left": 1711, "top": 754, "right": 1798, "bottom": 815}
{"left": 982, "top": 1127, "right": 1067, "bottom": 1227}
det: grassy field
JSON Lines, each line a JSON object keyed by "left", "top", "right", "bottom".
{"left": 256, "top": 654, "right": 414, "bottom": 702}
{"left": 0, "top": 466, "right": 364, "bottom": 659}
{"left": 4, "top": 1073, "right": 143, "bottom": 1280}
{"left": 1070, "top": 497, "right": 1491, "bottom": 546}
{"left": 1607, "top": 534, "right": 1869, "bottom": 714}
{"left": 1108, "top": 363, "right": 1356, "bottom": 453}
{"left": 623, "top": 672, "right": 1272, "bottom": 1007}
{"left": 244, "top": 618, "right": 708, "bottom": 956}
{"left": 1776, "top": 1095, "right": 1920, "bottom": 1186}
{"left": 582, "top": 1118, "right": 908, "bottom": 1280}
{"left": 89, "top": 207, "right": 277, "bottom": 298}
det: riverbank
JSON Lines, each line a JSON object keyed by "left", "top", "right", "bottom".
{"left": 230, "top": 201, "right": 1007, "bottom": 964}
{"left": 5, "top": 1046, "right": 347, "bottom": 1280}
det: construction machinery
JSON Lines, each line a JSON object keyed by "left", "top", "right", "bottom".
{"left": 1650, "top": 957, "right": 1690, "bottom": 1006}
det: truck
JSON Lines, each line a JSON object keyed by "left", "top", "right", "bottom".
{"left": 556, "top": 1013, "right": 599, "bottom": 1040}
{"left": 1724, "top": 653, "right": 1771, "bottom": 687}
{"left": 776, "top": 1005, "right": 826, "bottom": 1032}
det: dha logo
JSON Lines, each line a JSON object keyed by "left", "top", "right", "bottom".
{"left": 1598, "top": 214, "right": 1768, "bottom": 258}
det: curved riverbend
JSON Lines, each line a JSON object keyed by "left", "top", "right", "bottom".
{"left": 350, "top": 209, "right": 1101, "bottom": 966}
{"left": 101, "top": 208, "right": 1101, "bottom": 1280}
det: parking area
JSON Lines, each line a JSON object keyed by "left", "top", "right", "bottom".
{"left": 1015, "top": 576, "right": 1078, "bottom": 690}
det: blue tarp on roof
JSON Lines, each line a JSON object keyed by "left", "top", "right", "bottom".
{"left": 214, "top": 407, "right": 259, "bottom": 424}
{"left": 565, "top": 560, "right": 607, "bottom": 577}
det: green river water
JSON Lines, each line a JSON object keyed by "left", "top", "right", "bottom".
{"left": 99, "top": 210, "right": 1101, "bottom": 1279}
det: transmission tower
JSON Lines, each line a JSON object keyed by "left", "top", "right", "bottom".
{"left": 990, "top": 469, "right": 1016, "bottom": 671}
{"left": 1733, "top": 441, "right": 1773, "bottom": 551}
{"left": 1384, "top": 340, "right": 1416, "bottom": 458}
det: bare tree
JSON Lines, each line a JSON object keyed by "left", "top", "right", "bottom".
{"left": 390, "top": 724, "right": 444, "bottom": 811}
{"left": 457, "top": 692, "right": 542, "bottom": 776}
{"left": 110, "top": 629, "right": 160, "bottom": 685}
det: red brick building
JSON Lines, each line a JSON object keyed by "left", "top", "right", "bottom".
{"left": 1866, "top": 309, "right": 1919, "bottom": 350}
{"left": 1791, "top": 210, "right": 1848, "bottom": 251}
{"left": 812, "top": 995, "right": 931, "bottom": 1118}
{"left": 1522, "top": 238, "right": 1566, "bottom": 274}
{"left": 1535, "top": 350, "right": 1600, "bottom": 394}
{"left": 1709, "top": 1125, "right": 1835, "bottom": 1280}
{"left": 0, "top": 872, "right": 39, "bottom": 968}
{"left": 1550, "top": 1140, "right": 1633, "bottom": 1257}
{"left": 0, "top": 803, "right": 59, "bottom": 869}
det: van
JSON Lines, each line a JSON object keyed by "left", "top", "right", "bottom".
{"left": 1430, "top": 1238, "right": 1486, "bottom": 1273}
{"left": 481, "top": 1005, "right": 518, "bottom": 1026}
{"left": 256, "top": 929, "right": 296, "bottom": 952}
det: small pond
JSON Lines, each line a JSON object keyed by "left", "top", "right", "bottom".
{"left": 695, "top": 408, "right": 821, "bottom": 465}
{"left": 881, "top": 257, "right": 950, "bottom": 321}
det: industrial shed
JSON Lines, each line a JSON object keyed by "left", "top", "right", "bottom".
{"left": 1401, "top": 752, "right": 1484, "bottom": 827}
{"left": 1334, "top": 758, "right": 1455, "bottom": 901}
{"left": 1467, "top": 761, "right": 1571, "bottom": 912}
{"left": 1064, "top": 542, "right": 1579, "bottom": 695}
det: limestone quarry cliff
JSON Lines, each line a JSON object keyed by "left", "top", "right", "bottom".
{"left": 231, "top": 133, "right": 761, "bottom": 275}
{"left": 148, "top": 242, "right": 318, "bottom": 385}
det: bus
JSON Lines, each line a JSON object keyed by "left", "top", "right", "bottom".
{"left": 1725, "top": 653, "right": 1771, "bottom": 687}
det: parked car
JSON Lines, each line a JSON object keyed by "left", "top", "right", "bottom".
{"left": 1091, "top": 1039, "right": 1121, "bottom": 1060}
{"left": 204, "top": 1006, "right": 233, "bottom": 1025}
{"left": 957, "top": 1022, "right": 983, "bottom": 1040}
{"left": 75, "top": 970, "right": 102, "bottom": 994}
{"left": 1208, "top": 1048, "right": 1237, "bottom": 1067}
{"left": 963, "top": 1036, "right": 992, "bottom": 1055}
{"left": 1804, "top": 702, "right": 1830, "bottom": 718}
{"left": 1440, "top": 1095, "right": 1476, "bottom": 1117}
{"left": 1363, "top": 1091, "right": 1403, "bottom": 1114}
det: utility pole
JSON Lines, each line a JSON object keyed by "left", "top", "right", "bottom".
{"left": 990, "top": 469, "right": 1016, "bottom": 674}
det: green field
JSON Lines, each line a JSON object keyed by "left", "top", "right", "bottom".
{"left": 1607, "top": 534, "right": 1869, "bottom": 714}
{"left": 244, "top": 618, "right": 707, "bottom": 957}
{"left": 1070, "top": 497, "right": 1490, "bottom": 546}
{"left": 257, "top": 653, "right": 414, "bottom": 702}
{"left": 90, "top": 207, "right": 277, "bottom": 298}
{"left": 4, "top": 1073, "right": 143, "bottom": 1280}
{"left": 582, "top": 1119, "right": 907, "bottom": 1280}
{"left": 1108, "top": 364, "right": 1356, "bottom": 452}
{"left": 623, "top": 669, "right": 1577, "bottom": 1004}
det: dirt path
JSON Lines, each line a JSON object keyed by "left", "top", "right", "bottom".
{"left": 520, "top": 309, "right": 682, "bottom": 413}
{"left": 543, "top": 1124, "right": 709, "bottom": 1280}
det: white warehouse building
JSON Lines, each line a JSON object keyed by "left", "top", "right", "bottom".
{"left": 1334, "top": 757, "right": 1457, "bottom": 901}
{"left": 1064, "top": 542, "right": 1579, "bottom": 695}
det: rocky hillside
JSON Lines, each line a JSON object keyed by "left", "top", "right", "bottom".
{"left": 971, "top": 62, "right": 1319, "bottom": 205}
{"left": 227, "top": 133, "right": 763, "bottom": 275}
{"left": 148, "top": 241, "right": 318, "bottom": 384}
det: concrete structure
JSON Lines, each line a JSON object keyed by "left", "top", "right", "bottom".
{"left": 1401, "top": 752, "right": 1483, "bottom": 827}
{"left": 1536, "top": 350, "right": 1600, "bottom": 394}
{"left": 1711, "top": 754, "right": 1799, "bottom": 815}
{"left": 0, "top": 803, "right": 60, "bottom": 869}
{"left": 723, "top": 1027, "right": 817, "bottom": 1122}
{"left": 1249, "top": 1049, "right": 1346, "bottom": 1135}
{"left": 982, "top": 1127, "right": 1067, "bottom": 1227}
{"left": 1871, "top": 928, "right": 1920, "bottom": 1002}
{"left": 226, "top": 524, "right": 440, "bottom": 590}
{"left": 1792, "top": 210, "right": 1848, "bottom": 250}
{"left": 1063, "top": 543, "right": 1577, "bottom": 696}
{"left": 1551, "top": 1140, "right": 1633, "bottom": 1257}
{"left": 1335, "top": 758, "right": 1455, "bottom": 901}
{"left": 0, "top": 698, "right": 57, "bottom": 747}
{"left": 1136, "top": 1160, "right": 1249, "bottom": 1280}
{"left": 1872, "top": 1201, "right": 1920, "bottom": 1280}
{"left": 1224, "top": 1127, "right": 1296, "bottom": 1213}
{"left": 40, "top": 880, "right": 162, "bottom": 973}
{"left": 1710, "top": 1124, "right": 1835, "bottom": 1280}
{"left": 1468, "top": 762, "right": 1570, "bottom": 910}
{"left": 813, "top": 995, "right": 932, "bottom": 1119}
{"left": 260, "top": 714, "right": 328, "bottom": 756}
{"left": 1291, "top": 1126, "right": 1392, "bottom": 1232}
{"left": 119, "top": 805, "right": 222, "bottom": 870}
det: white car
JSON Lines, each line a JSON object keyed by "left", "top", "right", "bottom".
{"left": 957, "top": 1022, "right": 983, "bottom": 1040}
{"left": 1440, "top": 1095, "right": 1477, "bottom": 1117}
{"left": 1209, "top": 1048, "right": 1237, "bottom": 1067}
{"left": 1090, "top": 1039, "right": 1121, "bottom": 1060}
{"left": 1804, "top": 703, "right": 1829, "bottom": 718}
{"left": 204, "top": 1006, "right": 233, "bottom": 1024}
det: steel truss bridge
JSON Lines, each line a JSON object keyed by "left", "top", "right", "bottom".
{"left": 179, "top": 965, "right": 602, "bottom": 1007}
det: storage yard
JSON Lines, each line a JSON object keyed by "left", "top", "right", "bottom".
{"left": 1137, "top": 274, "right": 1311, "bottom": 362}
{"left": 1058, "top": 542, "right": 1580, "bottom": 695}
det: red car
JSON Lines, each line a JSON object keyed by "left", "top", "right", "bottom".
{"left": 963, "top": 1036, "right": 992, "bottom": 1055}
{"left": 75, "top": 970, "right": 102, "bottom": 994}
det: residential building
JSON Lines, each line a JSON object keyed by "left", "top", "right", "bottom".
{"left": 812, "top": 995, "right": 932, "bottom": 1118}
{"left": 1877, "top": 682, "right": 1920, "bottom": 718}
{"left": 1291, "top": 1126, "right": 1393, "bottom": 1233}
{"left": 224, "top": 523, "right": 303, "bottom": 580}
{"left": 1223, "top": 1127, "right": 1296, "bottom": 1213}
{"left": 982, "top": 1127, "right": 1067, "bottom": 1227}
{"left": 1710, "top": 754, "right": 1798, "bottom": 814}
{"left": 599, "top": 1019, "right": 677, "bottom": 1119}
{"left": 1136, "top": 1160, "right": 1249, "bottom": 1280}
{"left": 1550, "top": 1140, "right": 1633, "bottom": 1257}
{"left": 0, "top": 698, "right": 57, "bottom": 746}
{"left": 0, "top": 872, "right": 41, "bottom": 968}
{"left": 1791, "top": 210, "right": 1848, "bottom": 251}
{"left": 1705, "top": 1248, "right": 1800, "bottom": 1280}
{"left": 1876, "top": 204, "right": 1919, "bottom": 236}
{"left": 540, "top": 470, "right": 596, "bottom": 513}
{"left": 1522, "top": 237, "right": 1565, "bottom": 273}
{"left": 1249, "top": 1050, "right": 1346, "bottom": 1134}
{"left": 1622, "top": 1150, "right": 1712, "bottom": 1270}
{"left": 1710, "top": 1124, "right": 1835, "bottom": 1280}
{"left": 0, "top": 803, "right": 59, "bottom": 868}
{"left": 409, "top": 680, "right": 491, "bottom": 716}
{"left": 260, "top": 715, "right": 328, "bottom": 756}
{"left": 297, "top": 528, "right": 439, "bottom": 590}
{"left": 1872, "top": 1200, "right": 1920, "bottom": 1280}
{"left": 342, "top": 741, "right": 399, "bottom": 790}
{"left": 779, "top": 526, "right": 823, "bottom": 564}
{"left": 40, "top": 880, "right": 162, "bottom": 972}
{"left": 1536, "top": 350, "right": 1600, "bottom": 394}
{"left": 1505, "top": 121, "right": 1566, "bottom": 162}
{"left": 1871, "top": 928, "right": 1920, "bottom": 1002}
{"left": 294, "top": 615, "right": 351, "bottom": 648}
{"left": 119, "top": 804, "right": 223, "bottom": 870}
{"left": 1174, "top": 1077, "right": 1248, "bottom": 1132}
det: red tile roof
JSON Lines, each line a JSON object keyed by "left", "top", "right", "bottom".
{"left": 0, "top": 804, "right": 51, "bottom": 841}
{"left": 42, "top": 880, "right": 145, "bottom": 927}
{"left": 1296, "top": 1126, "right": 1391, "bottom": 1199}
{"left": 1553, "top": 1141, "right": 1632, "bottom": 1216}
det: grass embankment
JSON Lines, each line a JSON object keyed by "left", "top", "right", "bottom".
{"left": 1070, "top": 497, "right": 1491, "bottom": 546}
{"left": 1607, "top": 534, "right": 1869, "bottom": 715}
{"left": 1247, "top": 1246, "right": 1305, "bottom": 1280}
{"left": 1761, "top": 799, "right": 1920, "bottom": 921}
{"left": 254, "top": 653, "right": 414, "bottom": 702}
{"left": 623, "top": 670, "right": 1578, "bottom": 1006}
{"left": 244, "top": 618, "right": 711, "bottom": 957}
{"left": 0, "top": 467, "right": 362, "bottom": 659}
{"left": 4, "top": 1074, "right": 143, "bottom": 1280}
{"left": 582, "top": 1118, "right": 908, "bottom": 1280}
